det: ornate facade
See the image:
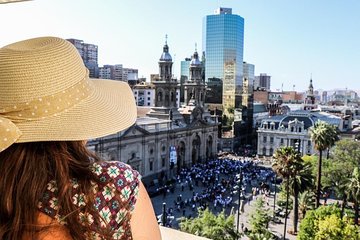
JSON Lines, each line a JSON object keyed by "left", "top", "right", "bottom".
{"left": 88, "top": 39, "right": 218, "bottom": 182}
{"left": 257, "top": 110, "right": 342, "bottom": 157}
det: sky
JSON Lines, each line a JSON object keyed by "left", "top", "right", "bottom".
{"left": 1, "top": 0, "right": 359, "bottom": 92}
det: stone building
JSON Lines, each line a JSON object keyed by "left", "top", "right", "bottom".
{"left": 257, "top": 110, "right": 342, "bottom": 157}
{"left": 87, "top": 39, "right": 218, "bottom": 182}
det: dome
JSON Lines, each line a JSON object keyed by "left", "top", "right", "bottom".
{"left": 159, "top": 44, "right": 172, "bottom": 61}
{"left": 190, "top": 51, "right": 201, "bottom": 66}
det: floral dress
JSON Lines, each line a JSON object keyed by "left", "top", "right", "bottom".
{"left": 38, "top": 161, "right": 140, "bottom": 239}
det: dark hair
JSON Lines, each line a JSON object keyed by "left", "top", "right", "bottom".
{"left": 0, "top": 141, "right": 112, "bottom": 239}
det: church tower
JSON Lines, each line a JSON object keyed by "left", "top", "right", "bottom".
{"left": 180, "top": 46, "right": 212, "bottom": 123}
{"left": 183, "top": 47, "right": 206, "bottom": 107}
{"left": 147, "top": 36, "right": 183, "bottom": 122}
{"left": 304, "top": 78, "right": 316, "bottom": 110}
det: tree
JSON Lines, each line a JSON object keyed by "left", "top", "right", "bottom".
{"left": 248, "top": 197, "right": 275, "bottom": 240}
{"left": 179, "top": 208, "right": 241, "bottom": 240}
{"left": 309, "top": 120, "right": 338, "bottom": 208}
{"left": 347, "top": 167, "right": 360, "bottom": 225}
{"left": 298, "top": 205, "right": 360, "bottom": 240}
{"left": 272, "top": 146, "right": 301, "bottom": 236}
{"left": 322, "top": 139, "right": 360, "bottom": 217}
{"left": 288, "top": 160, "right": 314, "bottom": 233}
{"left": 298, "top": 190, "right": 316, "bottom": 219}
{"left": 316, "top": 214, "right": 360, "bottom": 240}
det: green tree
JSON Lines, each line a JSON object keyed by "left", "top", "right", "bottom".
{"left": 276, "top": 183, "right": 293, "bottom": 211}
{"left": 298, "top": 190, "right": 316, "bottom": 219}
{"left": 315, "top": 214, "right": 360, "bottom": 240}
{"left": 322, "top": 139, "right": 360, "bottom": 217}
{"left": 272, "top": 146, "right": 301, "bottom": 235}
{"left": 298, "top": 205, "right": 360, "bottom": 240}
{"left": 179, "top": 208, "right": 241, "bottom": 240}
{"left": 347, "top": 167, "right": 360, "bottom": 225}
{"left": 288, "top": 160, "right": 314, "bottom": 233}
{"left": 309, "top": 120, "right": 338, "bottom": 208}
{"left": 248, "top": 197, "right": 274, "bottom": 240}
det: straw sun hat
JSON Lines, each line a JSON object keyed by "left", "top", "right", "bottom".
{"left": 0, "top": 37, "right": 137, "bottom": 152}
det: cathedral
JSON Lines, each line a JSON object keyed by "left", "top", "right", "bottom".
{"left": 87, "top": 39, "right": 218, "bottom": 182}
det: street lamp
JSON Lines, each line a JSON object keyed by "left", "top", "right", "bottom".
{"left": 236, "top": 167, "right": 243, "bottom": 239}
{"left": 161, "top": 202, "right": 167, "bottom": 227}
{"left": 273, "top": 173, "right": 277, "bottom": 220}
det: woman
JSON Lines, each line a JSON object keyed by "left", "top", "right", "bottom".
{"left": 0, "top": 37, "right": 161, "bottom": 240}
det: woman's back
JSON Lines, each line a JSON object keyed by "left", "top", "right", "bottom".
{"left": 0, "top": 36, "right": 161, "bottom": 240}
{"left": 38, "top": 161, "right": 140, "bottom": 239}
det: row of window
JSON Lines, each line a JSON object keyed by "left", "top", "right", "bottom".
{"left": 263, "top": 137, "right": 312, "bottom": 146}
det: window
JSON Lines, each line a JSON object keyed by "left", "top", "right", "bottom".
{"left": 147, "top": 103, "right": 150, "bottom": 106}
{"left": 149, "top": 161, "right": 153, "bottom": 171}
{"left": 162, "top": 157, "right": 165, "bottom": 167}
{"left": 270, "top": 137, "right": 274, "bottom": 144}
{"left": 280, "top": 138, "right": 284, "bottom": 144}
{"left": 262, "top": 147, "right": 266, "bottom": 155}
{"left": 162, "top": 145, "right": 166, "bottom": 152}
{"left": 269, "top": 148, "right": 273, "bottom": 156}
{"left": 263, "top": 136, "right": 267, "bottom": 143}
{"left": 147, "top": 91, "right": 151, "bottom": 95}
{"left": 147, "top": 97, "right": 150, "bottom": 101}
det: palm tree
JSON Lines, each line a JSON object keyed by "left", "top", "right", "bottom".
{"left": 273, "top": 146, "right": 301, "bottom": 238}
{"left": 298, "top": 190, "right": 316, "bottom": 219}
{"left": 347, "top": 167, "right": 360, "bottom": 225}
{"left": 288, "top": 161, "right": 314, "bottom": 233}
{"left": 309, "top": 120, "right": 338, "bottom": 208}
{"left": 179, "top": 208, "right": 241, "bottom": 240}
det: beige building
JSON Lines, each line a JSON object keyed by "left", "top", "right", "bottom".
{"left": 88, "top": 41, "right": 218, "bottom": 182}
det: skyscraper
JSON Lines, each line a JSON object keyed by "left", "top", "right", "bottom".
{"left": 67, "top": 38, "right": 99, "bottom": 78}
{"left": 254, "top": 73, "right": 271, "bottom": 90}
{"left": 203, "top": 7, "right": 244, "bottom": 114}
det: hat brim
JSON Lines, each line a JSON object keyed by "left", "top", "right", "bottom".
{"left": 16, "top": 79, "right": 137, "bottom": 143}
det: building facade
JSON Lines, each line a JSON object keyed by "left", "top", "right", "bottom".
{"left": 88, "top": 39, "right": 218, "bottom": 182}
{"left": 203, "top": 7, "right": 244, "bottom": 108}
{"left": 67, "top": 38, "right": 99, "bottom": 78}
{"left": 133, "top": 82, "right": 156, "bottom": 107}
{"left": 257, "top": 110, "right": 342, "bottom": 156}
{"left": 180, "top": 58, "right": 191, "bottom": 103}
{"left": 254, "top": 73, "right": 271, "bottom": 90}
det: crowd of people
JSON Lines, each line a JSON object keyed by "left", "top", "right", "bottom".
{"left": 155, "top": 155, "right": 276, "bottom": 227}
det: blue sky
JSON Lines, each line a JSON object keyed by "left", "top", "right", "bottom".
{"left": 1, "top": 0, "right": 359, "bottom": 92}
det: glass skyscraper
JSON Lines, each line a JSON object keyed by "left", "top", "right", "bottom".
{"left": 203, "top": 7, "right": 244, "bottom": 113}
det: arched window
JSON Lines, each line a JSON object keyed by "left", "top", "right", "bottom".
{"left": 269, "top": 148, "right": 274, "bottom": 156}
{"left": 157, "top": 92, "right": 163, "bottom": 101}
{"left": 262, "top": 147, "right": 266, "bottom": 155}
